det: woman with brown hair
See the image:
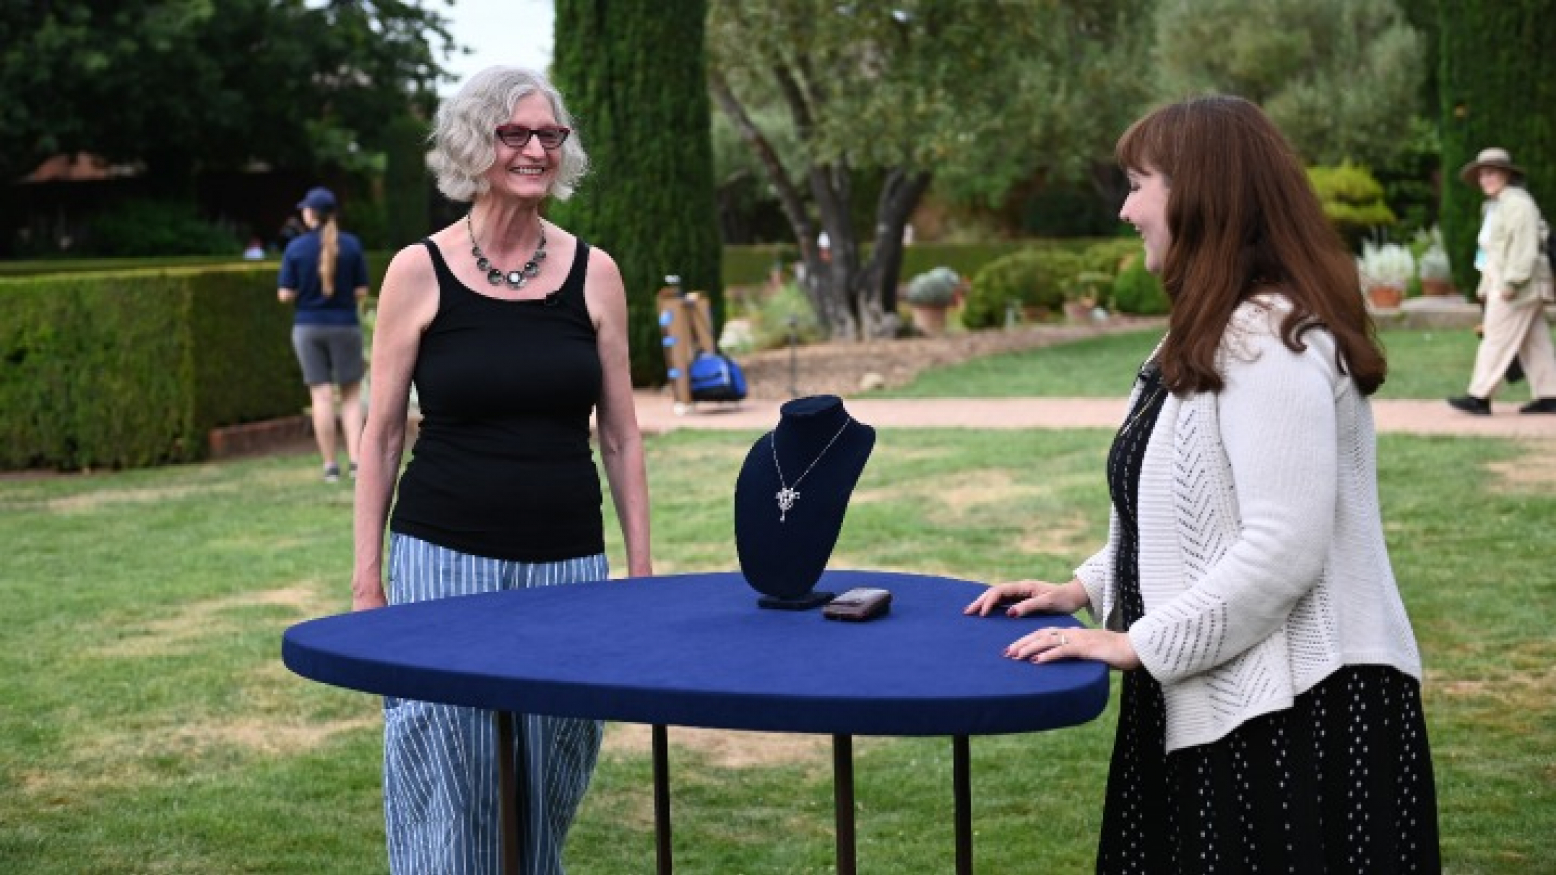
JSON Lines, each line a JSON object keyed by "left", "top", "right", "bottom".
{"left": 966, "top": 95, "right": 1440, "bottom": 871}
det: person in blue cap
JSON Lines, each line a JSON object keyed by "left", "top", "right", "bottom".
{"left": 278, "top": 185, "right": 370, "bottom": 482}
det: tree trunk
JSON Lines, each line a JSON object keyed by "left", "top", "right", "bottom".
{"left": 855, "top": 169, "right": 932, "bottom": 338}
{"left": 711, "top": 73, "right": 933, "bottom": 341}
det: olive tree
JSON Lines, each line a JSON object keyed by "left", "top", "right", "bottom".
{"left": 1153, "top": 0, "right": 1424, "bottom": 167}
{"left": 708, "top": 0, "right": 1150, "bottom": 340}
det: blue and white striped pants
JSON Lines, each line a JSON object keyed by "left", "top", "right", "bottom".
{"left": 383, "top": 534, "right": 607, "bottom": 875}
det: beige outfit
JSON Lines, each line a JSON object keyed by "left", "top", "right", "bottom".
{"left": 1467, "top": 186, "right": 1556, "bottom": 399}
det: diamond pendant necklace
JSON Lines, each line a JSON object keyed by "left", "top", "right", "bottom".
{"left": 466, "top": 211, "right": 547, "bottom": 290}
{"left": 770, "top": 417, "right": 851, "bottom": 522}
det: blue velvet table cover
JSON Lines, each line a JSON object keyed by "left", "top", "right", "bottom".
{"left": 282, "top": 570, "right": 1109, "bottom": 736}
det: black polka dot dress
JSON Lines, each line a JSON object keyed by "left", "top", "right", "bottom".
{"left": 1095, "top": 365, "right": 1441, "bottom": 874}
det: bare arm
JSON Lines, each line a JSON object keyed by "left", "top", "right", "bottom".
{"left": 351, "top": 246, "right": 437, "bottom": 610}
{"left": 584, "top": 248, "right": 653, "bottom": 578}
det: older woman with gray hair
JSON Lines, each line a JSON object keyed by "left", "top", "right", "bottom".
{"left": 1447, "top": 146, "right": 1556, "bottom": 415}
{"left": 352, "top": 65, "right": 652, "bottom": 873}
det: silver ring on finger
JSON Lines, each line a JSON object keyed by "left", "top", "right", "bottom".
{"left": 1059, "top": 633, "right": 1069, "bottom": 646}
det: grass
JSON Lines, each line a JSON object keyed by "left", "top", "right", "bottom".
{"left": 2, "top": 332, "right": 1554, "bottom": 872}
{"left": 885, "top": 323, "right": 1556, "bottom": 400}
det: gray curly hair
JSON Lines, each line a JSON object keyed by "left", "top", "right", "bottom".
{"left": 428, "top": 66, "right": 589, "bottom": 203}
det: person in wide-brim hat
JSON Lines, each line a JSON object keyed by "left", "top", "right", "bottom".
{"left": 1458, "top": 146, "right": 1524, "bottom": 183}
{"left": 1446, "top": 144, "right": 1556, "bottom": 416}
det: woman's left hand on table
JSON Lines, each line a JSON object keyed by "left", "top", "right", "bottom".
{"left": 1005, "top": 626, "right": 1141, "bottom": 671}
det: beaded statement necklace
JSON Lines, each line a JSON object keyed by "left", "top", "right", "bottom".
{"left": 466, "top": 212, "right": 547, "bottom": 290}
{"left": 770, "top": 417, "right": 852, "bottom": 522}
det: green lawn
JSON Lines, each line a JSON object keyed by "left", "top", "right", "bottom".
{"left": 886, "top": 323, "right": 1555, "bottom": 401}
{"left": 1, "top": 336, "right": 1553, "bottom": 872}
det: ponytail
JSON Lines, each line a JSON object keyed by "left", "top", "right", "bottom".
{"left": 318, "top": 213, "right": 339, "bottom": 297}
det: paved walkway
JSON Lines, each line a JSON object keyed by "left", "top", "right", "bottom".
{"left": 634, "top": 391, "right": 1556, "bottom": 439}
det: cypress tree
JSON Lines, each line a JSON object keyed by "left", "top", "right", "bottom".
{"left": 1438, "top": 1, "right": 1556, "bottom": 295}
{"left": 382, "top": 112, "right": 431, "bottom": 250}
{"left": 551, "top": 0, "right": 723, "bottom": 385}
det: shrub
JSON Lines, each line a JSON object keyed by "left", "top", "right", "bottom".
{"left": 85, "top": 199, "right": 243, "bottom": 257}
{"left": 1412, "top": 226, "right": 1451, "bottom": 282}
{"left": 1357, "top": 240, "right": 1415, "bottom": 289}
{"left": 1308, "top": 164, "right": 1397, "bottom": 247}
{"left": 0, "top": 265, "right": 304, "bottom": 470}
{"left": 1110, "top": 258, "right": 1171, "bottom": 315}
{"left": 1075, "top": 238, "right": 1142, "bottom": 276}
{"left": 904, "top": 267, "right": 961, "bottom": 306}
{"left": 746, "top": 281, "right": 824, "bottom": 350}
{"left": 961, "top": 249, "right": 1087, "bottom": 328}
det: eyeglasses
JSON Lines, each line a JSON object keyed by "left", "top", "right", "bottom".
{"left": 494, "top": 125, "right": 571, "bottom": 150}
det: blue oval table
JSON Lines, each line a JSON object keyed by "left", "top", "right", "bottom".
{"left": 282, "top": 569, "right": 1109, "bottom": 873}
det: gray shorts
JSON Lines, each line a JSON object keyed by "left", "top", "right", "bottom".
{"left": 291, "top": 324, "right": 366, "bottom": 387}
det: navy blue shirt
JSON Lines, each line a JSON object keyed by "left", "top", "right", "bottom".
{"left": 279, "top": 229, "right": 369, "bottom": 325}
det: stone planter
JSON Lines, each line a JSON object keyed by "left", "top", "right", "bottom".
{"left": 1419, "top": 278, "right": 1454, "bottom": 297}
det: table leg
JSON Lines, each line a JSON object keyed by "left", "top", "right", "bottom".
{"left": 496, "top": 711, "right": 520, "bottom": 875}
{"left": 954, "top": 734, "right": 971, "bottom": 875}
{"left": 653, "top": 723, "right": 673, "bottom": 874}
{"left": 833, "top": 733, "right": 856, "bottom": 875}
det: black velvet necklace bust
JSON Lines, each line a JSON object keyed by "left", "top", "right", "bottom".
{"left": 735, "top": 395, "right": 875, "bottom": 608}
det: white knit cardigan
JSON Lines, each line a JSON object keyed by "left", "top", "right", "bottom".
{"left": 1075, "top": 298, "right": 1422, "bottom": 752}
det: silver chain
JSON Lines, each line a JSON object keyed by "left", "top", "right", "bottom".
{"left": 770, "top": 417, "right": 851, "bottom": 522}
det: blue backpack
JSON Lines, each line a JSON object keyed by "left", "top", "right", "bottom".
{"left": 688, "top": 351, "right": 748, "bottom": 402}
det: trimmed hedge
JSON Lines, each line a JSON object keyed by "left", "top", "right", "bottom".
{"left": 721, "top": 242, "right": 1038, "bottom": 289}
{"left": 0, "top": 265, "right": 305, "bottom": 471}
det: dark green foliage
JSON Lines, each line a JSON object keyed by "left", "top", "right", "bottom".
{"left": 1018, "top": 184, "right": 1126, "bottom": 237}
{"left": 1110, "top": 258, "right": 1171, "bottom": 315}
{"left": 551, "top": 0, "right": 722, "bottom": 385}
{"left": 963, "top": 250, "right": 1080, "bottom": 328}
{"left": 1373, "top": 117, "right": 1442, "bottom": 232}
{"left": 1438, "top": 1, "right": 1556, "bottom": 295}
{"left": 0, "top": 266, "right": 303, "bottom": 470}
{"left": 83, "top": 199, "right": 242, "bottom": 257}
{"left": 382, "top": 113, "right": 432, "bottom": 250}
{"left": 722, "top": 242, "right": 1047, "bottom": 291}
{"left": 0, "top": 1, "right": 449, "bottom": 184}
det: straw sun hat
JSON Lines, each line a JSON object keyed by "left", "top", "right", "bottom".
{"left": 1458, "top": 147, "right": 1524, "bottom": 184}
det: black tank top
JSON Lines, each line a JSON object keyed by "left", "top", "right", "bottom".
{"left": 389, "top": 236, "right": 604, "bottom": 562}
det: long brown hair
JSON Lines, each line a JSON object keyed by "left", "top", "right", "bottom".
{"left": 1115, "top": 95, "right": 1385, "bottom": 395}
